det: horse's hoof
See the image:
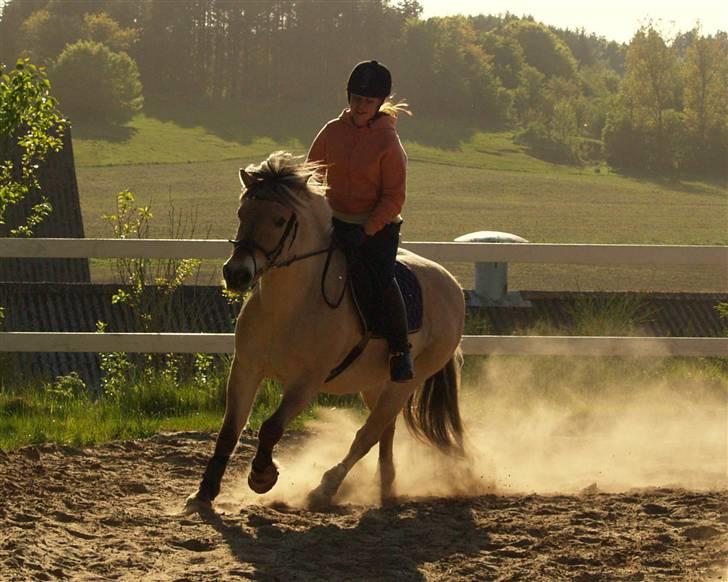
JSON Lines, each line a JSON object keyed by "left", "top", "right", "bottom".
{"left": 182, "top": 490, "right": 213, "bottom": 514}
{"left": 306, "top": 487, "right": 332, "bottom": 512}
{"left": 248, "top": 464, "right": 279, "bottom": 494}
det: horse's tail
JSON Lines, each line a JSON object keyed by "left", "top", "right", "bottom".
{"left": 402, "top": 347, "right": 465, "bottom": 456}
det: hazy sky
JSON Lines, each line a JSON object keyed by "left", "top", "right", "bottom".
{"left": 421, "top": 0, "right": 728, "bottom": 43}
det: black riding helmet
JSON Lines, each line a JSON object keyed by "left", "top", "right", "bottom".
{"left": 346, "top": 60, "right": 392, "bottom": 100}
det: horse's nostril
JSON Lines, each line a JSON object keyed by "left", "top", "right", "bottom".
{"left": 239, "top": 270, "right": 252, "bottom": 288}
{"left": 223, "top": 263, "right": 253, "bottom": 290}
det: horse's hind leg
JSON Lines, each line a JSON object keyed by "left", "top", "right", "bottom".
{"left": 378, "top": 421, "right": 397, "bottom": 505}
{"left": 362, "top": 391, "right": 397, "bottom": 505}
{"left": 308, "top": 383, "right": 414, "bottom": 509}
{"left": 185, "top": 358, "right": 261, "bottom": 511}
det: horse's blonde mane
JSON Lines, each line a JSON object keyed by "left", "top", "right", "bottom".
{"left": 241, "top": 151, "right": 326, "bottom": 207}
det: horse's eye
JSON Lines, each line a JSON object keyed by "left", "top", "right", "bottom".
{"left": 274, "top": 217, "right": 286, "bottom": 228}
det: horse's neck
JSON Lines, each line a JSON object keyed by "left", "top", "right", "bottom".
{"left": 258, "top": 200, "right": 334, "bottom": 316}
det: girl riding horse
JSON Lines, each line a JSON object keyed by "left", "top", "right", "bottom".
{"left": 307, "top": 60, "right": 414, "bottom": 383}
{"left": 184, "top": 63, "right": 467, "bottom": 512}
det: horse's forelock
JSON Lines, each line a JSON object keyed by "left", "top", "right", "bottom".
{"left": 241, "top": 151, "right": 326, "bottom": 205}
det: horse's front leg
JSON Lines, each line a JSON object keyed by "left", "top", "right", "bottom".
{"left": 248, "top": 380, "right": 318, "bottom": 494}
{"left": 185, "top": 356, "right": 261, "bottom": 511}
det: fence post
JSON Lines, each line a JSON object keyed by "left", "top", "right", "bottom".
{"left": 454, "top": 231, "right": 531, "bottom": 307}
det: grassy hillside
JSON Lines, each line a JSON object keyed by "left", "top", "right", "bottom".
{"left": 73, "top": 114, "right": 301, "bottom": 167}
{"left": 73, "top": 114, "right": 728, "bottom": 292}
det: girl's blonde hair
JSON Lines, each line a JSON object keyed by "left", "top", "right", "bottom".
{"left": 379, "top": 97, "right": 412, "bottom": 118}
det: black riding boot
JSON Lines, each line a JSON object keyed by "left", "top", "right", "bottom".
{"left": 381, "top": 281, "right": 414, "bottom": 382}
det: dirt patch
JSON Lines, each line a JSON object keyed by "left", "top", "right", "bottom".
{"left": 1, "top": 431, "right": 726, "bottom": 581}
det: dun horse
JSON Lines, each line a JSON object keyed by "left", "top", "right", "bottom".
{"left": 186, "top": 151, "right": 466, "bottom": 510}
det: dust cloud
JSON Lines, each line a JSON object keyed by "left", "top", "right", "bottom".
{"left": 230, "top": 355, "right": 727, "bottom": 508}
{"left": 460, "top": 356, "right": 727, "bottom": 495}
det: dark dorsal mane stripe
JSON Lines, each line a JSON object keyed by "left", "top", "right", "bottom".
{"left": 240, "top": 151, "right": 325, "bottom": 209}
{"left": 243, "top": 179, "right": 302, "bottom": 209}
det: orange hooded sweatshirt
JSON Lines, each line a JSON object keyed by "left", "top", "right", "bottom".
{"left": 307, "top": 109, "right": 407, "bottom": 236}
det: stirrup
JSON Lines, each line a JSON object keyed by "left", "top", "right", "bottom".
{"left": 389, "top": 351, "right": 414, "bottom": 383}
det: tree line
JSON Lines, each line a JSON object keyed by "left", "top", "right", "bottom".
{"left": 0, "top": 0, "right": 726, "bottom": 175}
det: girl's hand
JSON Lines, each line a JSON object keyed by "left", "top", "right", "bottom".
{"left": 363, "top": 224, "right": 379, "bottom": 237}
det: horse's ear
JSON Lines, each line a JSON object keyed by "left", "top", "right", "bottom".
{"left": 239, "top": 169, "right": 257, "bottom": 189}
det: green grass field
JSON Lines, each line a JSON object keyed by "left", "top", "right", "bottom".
{"left": 0, "top": 366, "right": 364, "bottom": 451}
{"left": 73, "top": 113, "right": 727, "bottom": 291}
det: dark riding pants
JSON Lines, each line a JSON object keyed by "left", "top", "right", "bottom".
{"left": 332, "top": 219, "right": 409, "bottom": 354}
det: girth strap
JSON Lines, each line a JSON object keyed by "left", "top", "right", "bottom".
{"left": 324, "top": 331, "right": 372, "bottom": 383}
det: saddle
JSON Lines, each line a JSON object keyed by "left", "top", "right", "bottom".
{"left": 325, "top": 256, "right": 423, "bottom": 382}
{"left": 348, "top": 257, "right": 423, "bottom": 338}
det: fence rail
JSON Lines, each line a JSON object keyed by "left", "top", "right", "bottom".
{"left": 1, "top": 238, "right": 726, "bottom": 359}
{"left": 0, "top": 332, "right": 726, "bottom": 358}
{"left": 1, "top": 238, "right": 727, "bottom": 265}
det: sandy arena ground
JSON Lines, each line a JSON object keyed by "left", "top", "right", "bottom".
{"left": 3, "top": 355, "right": 728, "bottom": 580}
{"left": 1, "top": 426, "right": 726, "bottom": 581}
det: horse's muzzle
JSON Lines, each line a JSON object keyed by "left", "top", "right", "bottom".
{"left": 223, "top": 258, "right": 255, "bottom": 292}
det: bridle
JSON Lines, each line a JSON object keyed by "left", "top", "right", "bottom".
{"left": 227, "top": 192, "right": 345, "bottom": 307}
{"left": 228, "top": 196, "right": 300, "bottom": 274}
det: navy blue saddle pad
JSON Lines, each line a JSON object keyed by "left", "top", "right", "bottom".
{"left": 348, "top": 258, "right": 423, "bottom": 338}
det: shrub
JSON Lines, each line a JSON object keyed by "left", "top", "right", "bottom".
{"left": 716, "top": 303, "right": 728, "bottom": 337}
{"left": 514, "top": 121, "right": 579, "bottom": 164}
{"left": 96, "top": 190, "right": 214, "bottom": 391}
{"left": 571, "top": 137, "right": 603, "bottom": 164}
{"left": 51, "top": 41, "right": 143, "bottom": 125}
{"left": 602, "top": 111, "right": 648, "bottom": 170}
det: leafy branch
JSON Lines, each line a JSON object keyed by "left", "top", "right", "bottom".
{"left": 0, "top": 58, "right": 67, "bottom": 236}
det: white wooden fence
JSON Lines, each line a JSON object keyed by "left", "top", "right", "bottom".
{"left": 1, "top": 238, "right": 726, "bottom": 358}
{"left": 1, "top": 237, "right": 726, "bottom": 265}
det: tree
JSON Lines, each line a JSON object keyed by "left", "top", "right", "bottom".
{"left": 544, "top": 78, "right": 581, "bottom": 140}
{"left": 602, "top": 107, "right": 645, "bottom": 169}
{"left": 0, "top": 58, "right": 67, "bottom": 235}
{"left": 621, "top": 26, "right": 680, "bottom": 168}
{"left": 512, "top": 64, "right": 546, "bottom": 123}
{"left": 682, "top": 32, "right": 728, "bottom": 172}
{"left": 503, "top": 20, "right": 577, "bottom": 80}
{"left": 479, "top": 32, "right": 525, "bottom": 89}
{"left": 398, "top": 16, "right": 503, "bottom": 122}
{"left": 50, "top": 41, "right": 143, "bottom": 125}
{"left": 101, "top": 0, "right": 145, "bottom": 29}
{"left": 20, "top": 8, "right": 81, "bottom": 64}
{"left": 396, "top": 0, "right": 423, "bottom": 19}
{"left": 81, "top": 12, "right": 139, "bottom": 53}
{"left": 576, "top": 64, "right": 620, "bottom": 138}
{"left": 0, "top": 0, "right": 47, "bottom": 64}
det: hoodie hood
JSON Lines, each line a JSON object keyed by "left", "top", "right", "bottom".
{"left": 340, "top": 108, "right": 397, "bottom": 131}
